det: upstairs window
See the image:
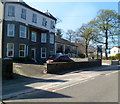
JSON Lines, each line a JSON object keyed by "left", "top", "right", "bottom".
{"left": 7, "top": 43, "right": 14, "bottom": 57}
{"left": 31, "top": 31, "right": 37, "bottom": 42}
{"left": 51, "top": 21, "right": 55, "bottom": 29}
{"left": 8, "top": 6, "right": 15, "bottom": 17}
{"left": 32, "top": 13, "right": 37, "bottom": 23}
{"left": 7, "top": 24, "right": 15, "bottom": 37}
{"left": 41, "top": 33, "right": 47, "bottom": 43}
{"left": 19, "top": 25, "right": 27, "bottom": 38}
{"left": 50, "top": 34, "right": 54, "bottom": 44}
{"left": 42, "top": 18, "right": 47, "bottom": 27}
{"left": 21, "top": 8, "right": 26, "bottom": 19}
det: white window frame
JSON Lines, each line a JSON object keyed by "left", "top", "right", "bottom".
{"left": 7, "top": 43, "right": 14, "bottom": 57}
{"left": 21, "top": 8, "right": 26, "bottom": 19}
{"left": 19, "top": 44, "right": 26, "bottom": 57}
{"left": 41, "top": 33, "right": 47, "bottom": 43}
{"left": 50, "top": 34, "right": 54, "bottom": 44}
{"left": 41, "top": 48, "right": 46, "bottom": 58}
{"left": 19, "top": 25, "right": 27, "bottom": 38}
{"left": 8, "top": 5, "right": 15, "bottom": 17}
{"left": 7, "top": 24, "right": 15, "bottom": 37}
{"left": 32, "top": 13, "right": 37, "bottom": 23}
{"left": 51, "top": 21, "right": 55, "bottom": 29}
{"left": 31, "top": 31, "right": 37, "bottom": 42}
{"left": 42, "top": 17, "right": 47, "bottom": 27}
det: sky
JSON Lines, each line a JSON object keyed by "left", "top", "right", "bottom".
{"left": 23, "top": 1, "right": 118, "bottom": 33}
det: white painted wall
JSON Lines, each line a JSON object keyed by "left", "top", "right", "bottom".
{"left": 110, "top": 47, "right": 120, "bottom": 56}
{"left": 4, "top": 3, "right": 55, "bottom": 33}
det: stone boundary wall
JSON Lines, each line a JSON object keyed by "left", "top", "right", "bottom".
{"left": 102, "top": 60, "right": 119, "bottom": 65}
{"left": 47, "top": 59, "right": 101, "bottom": 74}
{"left": 0, "top": 58, "right": 13, "bottom": 79}
{"left": 70, "top": 58, "right": 88, "bottom": 62}
{"left": 13, "top": 63, "right": 47, "bottom": 77}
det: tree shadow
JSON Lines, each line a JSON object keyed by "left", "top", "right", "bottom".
{"left": 2, "top": 73, "right": 68, "bottom": 98}
{"left": 9, "top": 89, "right": 72, "bottom": 100}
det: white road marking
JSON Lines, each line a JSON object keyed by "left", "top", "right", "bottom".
{"left": 48, "top": 71, "right": 118, "bottom": 92}
{"left": 105, "top": 71, "right": 118, "bottom": 76}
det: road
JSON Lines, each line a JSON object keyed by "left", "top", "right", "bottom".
{"left": 4, "top": 65, "right": 119, "bottom": 103}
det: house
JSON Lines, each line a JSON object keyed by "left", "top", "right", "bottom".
{"left": 0, "top": 1, "right": 57, "bottom": 64}
{"left": 110, "top": 46, "right": 120, "bottom": 56}
{"left": 55, "top": 36, "right": 78, "bottom": 57}
{"left": 102, "top": 46, "right": 120, "bottom": 57}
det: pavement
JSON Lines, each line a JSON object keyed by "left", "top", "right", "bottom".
{"left": 1, "top": 64, "right": 120, "bottom": 100}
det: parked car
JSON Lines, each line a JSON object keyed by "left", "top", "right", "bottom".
{"left": 46, "top": 55, "right": 74, "bottom": 63}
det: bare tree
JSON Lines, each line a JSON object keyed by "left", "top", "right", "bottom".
{"left": 55, "top": 28, "right": 64, "bottom": 38}
{"left": 76, "top": 22, "right": 99, "bottom": 57}
{"left": 66, "top": 30, "right": 75, "bottom": 42}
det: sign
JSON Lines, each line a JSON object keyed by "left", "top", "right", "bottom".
{"left": 106, "top": 49, "right": 110, "bottom": 54}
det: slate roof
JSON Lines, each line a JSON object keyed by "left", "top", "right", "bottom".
{"left": 55, "top": 36, "right": 78, "bottom": 47}
{"left": 4, "top": 1, "right": 57, "bottom": 21}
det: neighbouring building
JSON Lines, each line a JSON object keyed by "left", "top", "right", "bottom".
{"left": 110, "top": 46, "right": 120, "bottom": 56}
{"left": 102, "top": 46, "right": 120, "bottom": 57}
{"left": 55, "top": 36, "right": 78, "bottom": 57}
{"left": 0, "top": 1, "right": 57, "bottom": 64}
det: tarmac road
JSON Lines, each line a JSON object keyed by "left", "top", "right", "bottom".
{"left": 4, "top": 66, "right": 119, "bottom": 103}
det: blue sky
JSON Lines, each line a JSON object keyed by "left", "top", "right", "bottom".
{"left": 24, "top": 1, "right": 118, "bottom": 33}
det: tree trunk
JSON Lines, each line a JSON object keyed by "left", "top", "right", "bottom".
{"left": 85, "top": 43, "right": 88, "bottom": 57}
{"left": 105, "top": 30, "right": 108, "bottom": 60}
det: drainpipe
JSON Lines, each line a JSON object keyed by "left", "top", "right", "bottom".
{"left": 0, "top": 1, "right": 5, "bottom": 102}
{"left": 55, "top": 43, "right": 56, "bottom": 55}
{"left": 1, "top": 2, "right": 6, "bottom": 58}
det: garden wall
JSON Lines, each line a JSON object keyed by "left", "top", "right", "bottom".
{"left": 47, "top": 59, "right": 101, "bottom": 74}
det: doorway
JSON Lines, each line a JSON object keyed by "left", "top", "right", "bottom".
{"left": 31, "top": 48, "right": 36, "bottom": 61}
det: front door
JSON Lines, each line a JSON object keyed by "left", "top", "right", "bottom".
{"left": 31, "top": 48, "right": 36, "bottom": 61}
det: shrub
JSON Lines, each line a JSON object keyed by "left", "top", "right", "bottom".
{"left": 115, "top": 53, "right": 120, "bottom": 60}
{"left": 108, "top": 56, "right": 116, "bottom": 60}
{"left": 78, "top": 53, "right": 85, "bottom": 58}
{"left": 12, "top": 57, "right": 31, "bottom": 63}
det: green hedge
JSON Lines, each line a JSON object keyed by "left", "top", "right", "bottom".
{"left": 108, "top": 53, "right": 120, "bottom": 60}
{"left": 12, "top": 57, "right": 33, "bottom": 63}
{"left": 78, "top": 53, "right": 85, "bottom": 58}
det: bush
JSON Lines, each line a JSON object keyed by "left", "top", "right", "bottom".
{"left": 78, "top": 53, "right": 85, "bottom": 58}
{"left": 108, "top": 56, "right": 116, "bottom": 60}
{"left": 115, "top": 54, "right": 120, "bottom": 60}
{"left": 108, "top": 54, "right": 120, "bottom": 60}
{"left": 12, "top": 57, "right": 32, "bottom": 63}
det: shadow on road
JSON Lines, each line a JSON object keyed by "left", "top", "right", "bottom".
{"left": 2, "top": 73, "right": 68, "bottom": 99}
{"left": 9, "top": 89, "right": 72, "bottom": 100}
{"left": 2, "top": 65, "right": 119, "bottom": 101}
{"left": 52, "top": 65, "right": 120, "bottom": 75}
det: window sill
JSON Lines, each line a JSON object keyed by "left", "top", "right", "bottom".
{"left": 7, "top": 36, "right": 14, "bottom": 37}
